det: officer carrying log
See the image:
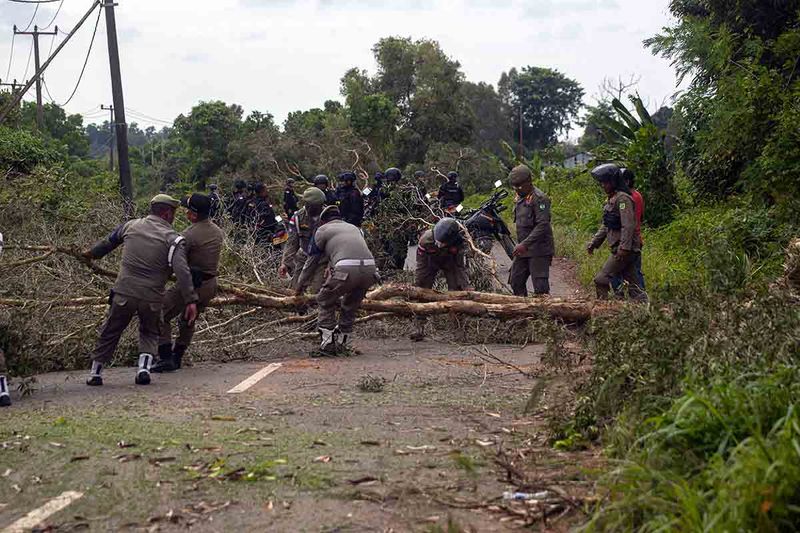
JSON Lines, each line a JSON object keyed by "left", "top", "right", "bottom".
{"left": 279, "top": 187, "right": 327, "bottom": 293}
{"left": 410, "top": 218, "right": 472, "bottom": 341}
{"left": 152, "top": 193, "right": 224, "bottom": 373}
{"left": 82, "top": 194, "right": 199, "bottom": 386}
{"left": 294, "top": 205, "right": 379, "bottom": 356}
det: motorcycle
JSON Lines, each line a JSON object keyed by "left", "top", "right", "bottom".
{"left": 458, "top": 182, "right": 516, "bottom": 259}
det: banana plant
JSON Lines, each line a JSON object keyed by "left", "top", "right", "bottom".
{"left": 596, "top": 94, "right": 654, "bottom": 147}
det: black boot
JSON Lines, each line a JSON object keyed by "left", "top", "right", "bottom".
{"left": 172, "top": 344, "right": 187, "bottom": 370}
{"left": 151, "top": 344, "right": 176, "bottom": 374}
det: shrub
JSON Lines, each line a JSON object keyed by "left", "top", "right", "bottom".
{"left": 585, "top": 368, "right": 800, "bottom": 532}
{"left": 0, "top": 126, "right": 61, "bottom": 174}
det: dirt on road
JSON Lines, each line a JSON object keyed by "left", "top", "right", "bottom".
{"left": 0, "top": 250, "right": 598, "bottom": 532}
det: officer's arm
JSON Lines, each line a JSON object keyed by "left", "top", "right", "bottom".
{"left": 296, "top": 233, "right": 326, "bottom": 292}
{"left": 170, "top": 241, "right": 200, "bottom": 304}
{"left": 88, "top": 222, "right": 128, "bottom": 259}
{"left": 456, "top": 187, "right": 464, "bottom": 204}
{"left": 588, "top": 223, "right": 608, "bottom": 251}
{"left": 521, "top": 197, "right": 551, "bottom": 247}
{"left": 281, "top": 217, "right": 300, "bottom": 268}
{"left": 618, "top": 197, "right": 636, "bottom": 251}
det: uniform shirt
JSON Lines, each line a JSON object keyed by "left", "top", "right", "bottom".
{"left": 589, "top": 191, "right": 642, "bottom": 253}
{"left": 253, "top": 196, "right": 277, "bottom": 237}
{"left": 320, "top": 188, "right": 338, "bottom": 206}
{"left": 183, "top": 219, "right": 224, "bottom": 277}
{"left": 514, "top": 187, "right": 555, "bottom": 258}
{"left": 336, "top": 185, "right": 364, "bottom": 227}
{"left": 297, "top": 219, "right": 374, "bottom": 290}
{"left": 227, "top": 191, "right": 248, "bottom": 224}
{"left": 438, "top": 181, "right": 465, "bottom": 209}
{"left": 208, "top": 192, "right": 222, "bottom": 221}
{"left": 281, "top": 207, "right": 319, "bottom": 268}
{"left": 283, "top": 188, "right": 299, "bottom": 218}
{"left": 90, "top": 215, "right": 198, "bottom": 304}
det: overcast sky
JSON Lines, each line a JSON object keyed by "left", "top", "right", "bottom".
{"left": 0, "top": 0, "right": 679, "bottom": 133}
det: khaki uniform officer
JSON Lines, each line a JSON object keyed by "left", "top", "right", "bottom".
{"left": 83, "top": 195, "right": 198, "bottom": 386}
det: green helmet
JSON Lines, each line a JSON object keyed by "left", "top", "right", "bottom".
{"left": 302, "top": 187, "right": 326, "bottom": 206}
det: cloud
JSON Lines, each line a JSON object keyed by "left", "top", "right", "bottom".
{"left": 2, "top": 0, "right": 678, "bottom": 130}
{"left": 523, "top": 0, "right": 620, "bottom": 18}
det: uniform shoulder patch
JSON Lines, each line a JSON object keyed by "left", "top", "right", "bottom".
{"left": 619, "top": 201, "right": 627, "bottom": 210}
{"left": 539, "top": 203, "right": 547, "bottom": 210}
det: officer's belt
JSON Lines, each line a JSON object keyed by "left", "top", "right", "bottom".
{"left": 336, "top": 259, "right": 376, "bottom": 267}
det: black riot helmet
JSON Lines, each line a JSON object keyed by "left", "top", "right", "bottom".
{"left": 234, "top": 179, "right": 247, "bottom": 191}
{"left": 447, "top": 171, "right": 458, "bottom": 181}
{"left": 620, "top": 167, "right": 636, "bottom": 189}
{"left": 313, "top": 174, "right": 330, "bottom": 188}
{"left": 384, "top": 167, "right": 402, "bottom": 183}
{"left": 591, "top": 163, "right": 621, "bottom": 184}
{"left": 414, "top": 170, "right": 425, "bottom": 180}
{"left": 591, "top": 163, "right": 629, "bottom": 194}
{"left": 338, "top": 171, "right": 356, "bottom": 184}
{"left": 433, "top": 218, "right": 463, "bottom": 247}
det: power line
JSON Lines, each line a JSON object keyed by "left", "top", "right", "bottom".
{"left": 126, "top": 106, "right": 174, "bottom": 125}
{"left": 50, "top": 6, "right": 101, "bottom": 107}
{"left": 21, "top": 39, "right": 33, "bottom": 82}
{"left": 5, "top": 33, "right": 15, "bottom": 80}
{"left": 21, "top": 3, "right": 40, "bottom": 32}
{"left": 40, "top": 0, "right": 64, "bottom": 30}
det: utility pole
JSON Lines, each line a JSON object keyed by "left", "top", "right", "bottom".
{"left": 101, "top": 104, "right": 114, "bottom": 171}
{"left": 0, "top": 1, "right": 102, "bottom": 126}
{"left": 0, "top": 79, "right": 24, "bottom": 92}
{"left": 14, "top": 25, "right": 58, "bottom": 129}
{"left": 103, "top": 0, "right": 133, "bottom": 217}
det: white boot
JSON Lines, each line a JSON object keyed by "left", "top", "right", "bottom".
{"left": 318, "top": 328, "right": 338, "bottom": 356}
{"left": 86, "top": 361, "right": 103, "bottom": 387}
{"left": 135, "top": 353, "right": 152, "bottom": 385}
{"left": 0, "top": 376, "right": 10, "bottom": 407}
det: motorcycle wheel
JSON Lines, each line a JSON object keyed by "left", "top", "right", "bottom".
{"left": 476, "top": 236, "right": 494, "bottom": 255}
{"left": 498, "top": 234, "right": 516, "bottom": 260}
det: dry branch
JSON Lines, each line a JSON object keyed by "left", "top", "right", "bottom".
{"left": 1, "top": 245, "right": 616, "bottom": 323}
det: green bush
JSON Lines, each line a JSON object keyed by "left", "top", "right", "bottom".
{"left": 574, "top": 290, "right": 800, "bottom": 437}
{"left": 585, "top": 368, "right": 800, "bottom": 532}
{"left": 0, "top": 126, "right": 61, "bottom": 174}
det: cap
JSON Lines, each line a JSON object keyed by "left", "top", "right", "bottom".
{"left": 181, "top": 193, "right": 212, "bottom": 216}
{"left": 150, "top": 194, "right": 180, "bottom": 208}
{"left": 302, "top": 187, "right": 327, "bottom": 206}
{"left": 508, "top": 165, "right": 533, "bottom": 186}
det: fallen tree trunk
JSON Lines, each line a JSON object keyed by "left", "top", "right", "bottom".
{"left": 1, "top": 244, "right": 615, "bottom": 323}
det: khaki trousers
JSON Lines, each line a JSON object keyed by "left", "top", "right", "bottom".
{"left": 91, "top": 293, "right": 160, "bottom": 363}
{"left": 317, "top": 265, "right": 377, "bottom": 333}
{"left": 159, "top": 279, "right": 217, "bottom": 348}
{"left": 510, "top": 255, "right": 552, "bottom": 296}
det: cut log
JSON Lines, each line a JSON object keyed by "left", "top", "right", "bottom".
{"left": 1, "top": 244, "right": 616, "bottom": 323}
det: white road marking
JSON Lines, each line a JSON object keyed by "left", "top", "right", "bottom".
{"left": 3, "top": 491, "right": 84, "bottom": 533}
{"left": 227, "top": 363, "right": 283, "bottom": 394}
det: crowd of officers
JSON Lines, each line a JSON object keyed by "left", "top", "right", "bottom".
{"left": 0, "top": 163, "right": 646, "bottom": 406}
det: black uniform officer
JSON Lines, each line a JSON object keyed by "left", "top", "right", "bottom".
{"left": 336, "top": 171, "right": 364, "bottom": 227}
